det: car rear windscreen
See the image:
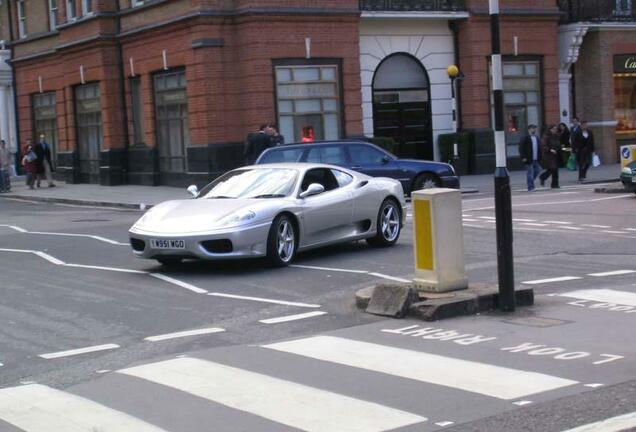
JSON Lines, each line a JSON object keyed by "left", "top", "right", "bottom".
{"left": 258, "top": 148, "right": 305, "bottom": 164}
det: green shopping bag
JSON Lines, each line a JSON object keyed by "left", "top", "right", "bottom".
{"left": 566, "top": 153, "right": 577, "bottom": 171}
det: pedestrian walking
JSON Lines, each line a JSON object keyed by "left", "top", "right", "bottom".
{"left": 244, "top": 124, "right": 274, "bottom": 165}
{"left": 268, "top": 124, "right": 285, "bottom": 146}
{"left": 539, "top": 125, "right": 561, "bottom": 189}
{"left": 34, "top": 134, "right": 55, "bottom": 187}
{"left": 558, "top": 123, "right": 570, "bottom": 149}
{"left": 21, "top": 143, "right": 37, "bottom": 190}
{"left": 0, "top": 140, "right": 11, "bottom": 192}
{"left": 518, "top": 124, "right": 542, "bottom": 191}
{"left": 574, "top": 121, "right": 595, "bottom": 181}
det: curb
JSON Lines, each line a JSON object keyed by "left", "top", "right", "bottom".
{"left": 356, "top": 283, "right": 534, "bottom": 321}
{"left": 1, "top": 194, "right": 147, "bottom": 210}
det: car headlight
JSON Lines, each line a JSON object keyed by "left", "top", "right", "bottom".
{"left": 216, "top": 209, "right": 256, "bottom": 227}
{"left": 622, "top": 167, "right": 633, "bottom": 175}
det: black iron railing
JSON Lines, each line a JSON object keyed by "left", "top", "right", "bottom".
{"left": 558, "top": 0, "right": 635, "bottom": 23}
{"left": 359, "top": 0, "right": 466, "bottom": 12}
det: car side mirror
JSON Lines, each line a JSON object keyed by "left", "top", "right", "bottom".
{"left": 299, "top": 183, "right": 325, "bottom": 199}
{"left": 382, "top": 155, "right": 391, "bottom": 164}
{"left": 186, "top": 185, "right": 199, "bottom": 198}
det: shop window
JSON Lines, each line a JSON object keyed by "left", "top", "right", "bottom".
{"left": 130, "top": 77, "right": 144, "bottom": 145}
{"left": 154, "top": 69, "right": 188, "bottom": 173}
{"left": 17, "top": 0, "right": 26, "bottom": 38}
{"left": 275, "top": 65, "right": 341, "bottom": 143}
{"left": 33, "top": 92, "right": 58, "bottom": 162}
{"left": 49, "top": 0, "right": 58, "bottom": 30}
{"left": 75, "top": 83, "right": 102, "bottom": 181}
{"left": 614, "top": 55, "right": 636, "bottom": 138}
{"left": 491, "top": 60, "right": 542, "bottom": 156}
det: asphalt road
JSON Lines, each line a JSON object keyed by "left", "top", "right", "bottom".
{"left": 0, "top": 183, "right": 635, "bottom": 432}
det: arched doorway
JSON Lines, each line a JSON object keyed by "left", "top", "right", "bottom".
{"left": 372, "top": 53, "right": 433, "bottom": 160}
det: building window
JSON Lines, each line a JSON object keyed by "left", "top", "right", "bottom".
{"left": 75, "top": 83, "right": 102, "bottom": 181}
{"left": 616, "top": 0, "right": 632, "bottom": 15}
{"left": 66, "top": 0, "right": 76, "bottom": 20}
{"left": 82, "top": 0, "right": 92, "bottom": 15}
{"left": 614, "top": 55, "right": 636, "bottom": 138}
{"left": 49, "top": 0, "right": 58, "bottom": 30}
{"left": 154, "top": 70, "right": 188, "bottom": 173}
{"left": 491, "top": 60, "right": 542, "bottom": 156}
{"left": 17, "top": 0, "right": 26, "bottom": 38}
{"left": 33, "top": 92, "right": 58, "bottom": 163}
{"left": 275, "top": 65, "right": 341, "bottom": 143}
{"left": 131, "top": 0, "right": 144, "bottom": 7}
{"left": 130, "top": 77, "right": 145, "bottom": 145}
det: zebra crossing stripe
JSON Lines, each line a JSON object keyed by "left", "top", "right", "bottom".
{"left": 0, "top": 384, "right": 169, "bottom": 432}
{"left": 264, "top": 336, "right": 578, "bottom": 400}
{"left": 118, "top": 357, "right": 426, "bottom": 432}
{"left": 559, "top": 289, "right": 636, "bottom": 307}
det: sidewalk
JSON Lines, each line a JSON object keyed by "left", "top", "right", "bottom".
{"left": 0, "top": 164, "right": 622, "bottom": 210}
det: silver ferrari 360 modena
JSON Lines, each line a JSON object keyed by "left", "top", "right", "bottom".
{"left": 129, "top": 163, "right": 406, "bottom": 266}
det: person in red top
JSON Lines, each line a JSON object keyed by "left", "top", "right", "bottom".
{"left": 21, "top": 141, "right": 37, "bottom": 190}
{"left": 301, "top": 125, "right": 315, "bottom": 143}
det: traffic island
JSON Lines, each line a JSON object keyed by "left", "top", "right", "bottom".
{"left": 356, "top": 283, "right": 534, "bottom": 321}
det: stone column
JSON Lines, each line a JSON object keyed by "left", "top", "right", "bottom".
{"left": 0, "top": 85, "right": 9, "bottom": 146}
{"left": 558, "top": 72, "right": 572, "bottom": 125}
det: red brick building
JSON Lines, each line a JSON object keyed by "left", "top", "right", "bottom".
{"left": 2, "top": 0, "right": 567, "bottom": 185}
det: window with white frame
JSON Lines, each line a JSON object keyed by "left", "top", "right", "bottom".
{"left": 49, "top": 0, "right": 58, "bottom": 30}
{"left": 131, "top": 0, "right": 144, "bottom": 6}
{"left": 17, "top": 0, "right": 26, "bottom": 38}
{"left": 275, "top": 64, "right": 341, "bottom": 143}
{"left": 82, "top": 0, "right": 92, "bottom": 15}
{"left": 616, "top": 0, "right": 632, "bottom": 15}
{"left": 66, "top": 0, "right": 76, "bottom": 20}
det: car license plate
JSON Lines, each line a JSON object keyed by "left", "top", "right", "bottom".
{"left": 150, "top": 239, "right": 186, "bottom": 249}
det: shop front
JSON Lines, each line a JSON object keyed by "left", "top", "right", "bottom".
{"left": 614, "top": 54, "right": 636, "bottom": 148}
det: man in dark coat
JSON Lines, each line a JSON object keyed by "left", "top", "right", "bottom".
{"left": 518, "top": 124, "right": 542, "bottom": 191}
{"left": 574, "top": 121, "right": 595, "bottom": 181}
{"left": 33, "top": 134, "right": 55, "bottom": 187}
{"left": 539, "top": 125, "right": 561, "bottom": 189}
{"left": 244, "top": 125, "right": 274, "bottom": 165}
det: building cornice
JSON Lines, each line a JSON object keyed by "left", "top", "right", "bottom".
{"left": 470, "top": 7, "right": 562, "bottom": 18}
{"left": 360, "top": 11, "right": 469, "bottom": 20}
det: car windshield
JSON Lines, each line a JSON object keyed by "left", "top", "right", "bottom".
{"left": 198, "top": 168, "right": 299, "bottom": 199}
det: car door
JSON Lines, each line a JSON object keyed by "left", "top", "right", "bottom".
{"left": 298, "top": 168, "right": 354, "bottom": 246}
{"left": 346, "top": 144, "right": 403, "bottom": 181}
{"left": 304, "top": 145, "right": 347, "bottom": 168}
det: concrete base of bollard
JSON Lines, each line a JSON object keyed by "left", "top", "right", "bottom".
{"left": 365, "top": 284, "right": 421, "bottom": 318}
{"left": 412, "top": 277, "right": 469, "bottom": 293}
{"left": 356, "top": 283, "right": 534, "bottom": 321}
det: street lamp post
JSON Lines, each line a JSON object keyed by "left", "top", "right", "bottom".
{"left": 447, "top": 65, "right": 460, "bottom": 169}
{"left": 489, "top": 0, "right": 516, "bottom": 311}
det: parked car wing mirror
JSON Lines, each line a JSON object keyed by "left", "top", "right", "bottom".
{"left": 187, "top": 185, "right": 199, "bottom": 198}
{"left": 299, "top": 183, "right": 325, "bottom": 199}
{"left": 382, "top": 155, "right": 391, "bottom": 164}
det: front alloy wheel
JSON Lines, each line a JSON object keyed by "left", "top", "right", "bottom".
{"left": 267, "top": 214, "right": 297, "bottom": 266}
{"left": 367, "top": 198, "right": 401, "bottom": 247}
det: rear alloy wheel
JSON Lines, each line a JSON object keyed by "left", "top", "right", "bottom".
{"left": 156, "top": 257, "right": 182, "bottom": 267}
{"left": 266, "top": 214, "right": 297, "bottom": 266}
{"left": 367, "top": 198, "right": 401, "bottom": 247}
{"left": 412, "top": 173, "right": 440, "bottom": 193}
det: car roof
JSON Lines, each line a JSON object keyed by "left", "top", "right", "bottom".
{"left": 276, "top": 140, "right": 370, "bottom": 148}
{"left": 240, "top": 162, "right": 367, "bottom": 176}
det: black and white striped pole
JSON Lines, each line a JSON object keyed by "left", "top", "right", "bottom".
{"left": 490, "top": 0, "right": 515, "bottom": 311}
{"left": 447, "top": 65, "right": 460, "bottom": 167}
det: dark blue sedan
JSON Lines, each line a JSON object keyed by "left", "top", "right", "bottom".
{"left": 255, "top": 141, "right": 459, "bottom": 195}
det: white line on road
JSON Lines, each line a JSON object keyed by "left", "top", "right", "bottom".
{"left": 33, "top": 251, "right": 66, "bottom": 266}
{"left": 259, "top": 311, "right": 328, "bottom": 324}
{"left": 584, "top": 383, "right": 604, "bottom": 388}
{"left": 588, "top": 270, "right": 636, "bottom": 277}
{"left": 0, "top": 224, "right": 27, "bottom": 232}
{"left": 207, "top": 292, "right": 321, "bottom": 308}
{"left": 144, "top": 327, "right": 225, "bottom": 342}
{"left": 625, "top": 228, "right": 636, "bottom": 232}
{"left": 368, "top": 272, "right": 411, "bottom": 283}
{"left": 559, "top": 289, "right": 636, "bottom": 307}
{"left": 65, "top": 263, "right": 146, "bottom": 274}
{"left": 435, "top": 421, "right": 455, "bottom": 427}
{"left": 0, "top": 384, "right": 170, "bottom": 432}
{"left": 544, "top": 221, "right": 572, "bottom": 225}
{"left": 520, "top": 223, "right": 549, "bottom": 227}
{"left": 39, "top": 343, "right": 120, "bottom": 359}
{"left": 119, "top": 358, "right": 427, "bottom": 432}
{"left": 462, "top": 218, "right": 480, "bottom": 222}
{"left": 522, "top": 276, "right": 583, "bottom": 285}
{"left": 467, "top": 194, "right": 633, "bottom": 211}
{"left": 291, "top": 264, "right": 368, "bottom": 274}
{"left": 0, "top": 224, "right": 127, "bottom": 245}
{"left": 561, "top": 411, "right": 636, "bottom": 432}
{"left": 149, "top": 273, "right": 208, "bottom": 294}
{"left": 581, "top": 224, "right": 611, "bottom": 228}
{"left": 561, "top": 226, "right": 584, "bottom": 231}
{"left": 513, "top": 400, "right": 533, "bottom": 406}
{"left": 265, "top": 336, "right": 578, "bottom": 400}
{"left": 478, "top": 216, "right": 497, "bottom": 220}
{"left": 601, "top": 230, "right": 629, "bottom": 234}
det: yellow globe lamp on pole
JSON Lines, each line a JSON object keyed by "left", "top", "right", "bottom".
{"left": 447, "top": 64, "right": 460, "bottom": 79}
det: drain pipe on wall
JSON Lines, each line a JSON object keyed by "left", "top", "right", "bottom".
{"left": 115, "top": 2, "right": 131, "bottom": 184}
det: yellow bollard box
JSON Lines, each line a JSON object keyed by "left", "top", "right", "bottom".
{"left": 620, "top": 145, "right": 636, "bottom": 169}
{"left": 411, "top": 188, "right": 468, "bottom": 292}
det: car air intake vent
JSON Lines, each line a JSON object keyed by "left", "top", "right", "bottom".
{"left": 201, "top": 239, "right": 233, "bottom": 254}
{"left": 130, "top": 238, "right": 145, "bottom": 252}
{"left": 356, "top": 181, "right": 368, "bottom": 188}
